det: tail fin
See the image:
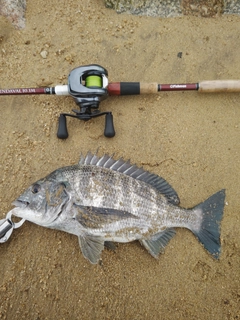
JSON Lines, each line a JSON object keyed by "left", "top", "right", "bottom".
{"left": 191, "top": 189, "right": 225, "bottom": 259}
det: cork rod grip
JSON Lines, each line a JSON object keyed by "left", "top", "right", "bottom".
{"left": 198, "top": 80, "right": 240, "bottom": 92}
{"left": 140, "top": 82, "right": 158, "bottom": 94}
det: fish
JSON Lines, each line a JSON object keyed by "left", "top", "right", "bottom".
{"left": 9, "top": 152, "right": 226, "bottom": 264}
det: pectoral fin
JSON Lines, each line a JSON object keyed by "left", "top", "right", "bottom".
{"left": 78, "top": 235, "right": 105, "bottom": 264}
{"left": 139, "top": 228, "right": 176, "bottom": 258}
{"left": 74, "top": 204, "right": 137, "bottom": 229}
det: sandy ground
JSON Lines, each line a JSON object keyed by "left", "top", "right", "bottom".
{"left": 0, "top": 1, "right": 240, "bottom": 319}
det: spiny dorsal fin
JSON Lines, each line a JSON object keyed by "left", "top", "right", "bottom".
{"left": 78, "top": 152, "right": 180, "bottom": 205}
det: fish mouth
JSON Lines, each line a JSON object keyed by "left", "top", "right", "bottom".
{"left": 12, "top": 199, "right": 30, "bottom": 209}
{"left": 11, "top": 190, "right": 70, "bottom": 226}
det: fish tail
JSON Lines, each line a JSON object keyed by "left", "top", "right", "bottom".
{"left": 191, "top": 189, "right": 225, "bottom": 259}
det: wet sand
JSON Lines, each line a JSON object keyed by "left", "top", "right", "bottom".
{"left": 0, "top": 1, "right": 240, "bottom": 319}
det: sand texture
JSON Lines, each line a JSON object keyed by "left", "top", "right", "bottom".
{"left": 0, "top": 1, "right": 240, "bottom": 319}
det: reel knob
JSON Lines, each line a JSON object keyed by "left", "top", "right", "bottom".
{"left": 104, "top": 112, "right": 115, "bottom": 138}
{"left": 57, "top": 114, "right": 68, "bottom": 139}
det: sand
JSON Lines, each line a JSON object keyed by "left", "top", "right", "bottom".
{"left": 0, "top": 1, "right": 240, "bottom": 319}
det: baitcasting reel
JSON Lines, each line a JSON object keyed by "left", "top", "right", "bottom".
{"left": 57, "top": 65, "right": 115, "bottom": 139}
{"left": 1, "top": 63, "right": 240, "bottom": 139}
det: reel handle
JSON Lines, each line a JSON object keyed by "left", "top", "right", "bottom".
{"left": 57, "top": 114, "right": 68, "bottom": 139}
{"left": 104, "top": 112, "right": 115, "bottom": 138}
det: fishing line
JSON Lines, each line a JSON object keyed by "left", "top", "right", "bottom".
{"left": 85, "top": 75, "right": 102, "bottom": 88}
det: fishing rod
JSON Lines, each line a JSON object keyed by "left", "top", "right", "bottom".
{"left": 1, "top": 64, "right": 240, "bottom": 139}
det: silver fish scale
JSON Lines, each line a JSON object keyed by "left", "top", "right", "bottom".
{"left": 56, "top": 164, "right": 182, "bottom": 235}
{"left": 48, "top": 163, "right": 198, "bottom": 233}
{"left": 70, "top": 166, "right": 159, "bottom": 214}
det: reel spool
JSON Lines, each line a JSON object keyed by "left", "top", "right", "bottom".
{"left": 57, "top": 64, "right": 115, "bottom": 139}
{"left": 85, "top": 75, "right": 102, "bottom": 88}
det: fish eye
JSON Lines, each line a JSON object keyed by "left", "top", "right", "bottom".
{"left": 32, "top": 184, "right": 41, "bottom": 194}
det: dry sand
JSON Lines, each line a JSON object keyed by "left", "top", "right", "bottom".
{"left": 0, "top": 1, "right": 240, "bottom": 319}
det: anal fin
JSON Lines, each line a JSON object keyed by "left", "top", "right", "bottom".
{"left": 139, "top": 228, "right": 176, "bottom": 258}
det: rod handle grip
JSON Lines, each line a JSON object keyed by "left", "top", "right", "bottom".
{"left": 57, "top": 114, "right": 68, "bottom": 139}
{"left": 108, "top": 82, "right": 158, "bottom": 95}
{"left": 104, "top": 112, "right": 115, "bottom": 138}
{"left": 198, "top": 80, "right": 240, "bottom": 92}
{"left": 140, "top": 82, "right": 158, "bottom": 94}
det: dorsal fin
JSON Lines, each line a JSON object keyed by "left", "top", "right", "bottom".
{"left": 78, "top": 152, "right": 180, "bottom": 205}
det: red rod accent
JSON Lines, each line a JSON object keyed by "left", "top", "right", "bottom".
{"left": 160, "top": 83, "right": 198, "bottom": 91}
{"left": 107, "top": 82, "right": 120, "bottom": 95}
{"left": 0, "top": 87, "right": 46, "bottom": 95}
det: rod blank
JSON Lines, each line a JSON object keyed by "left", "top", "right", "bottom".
{"left": 0, "top": 87, "right": 47, "bottom": 95}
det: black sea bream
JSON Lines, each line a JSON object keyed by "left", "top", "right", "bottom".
{"left": 10, "top": 152, "right": 225, "bottom": 264}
